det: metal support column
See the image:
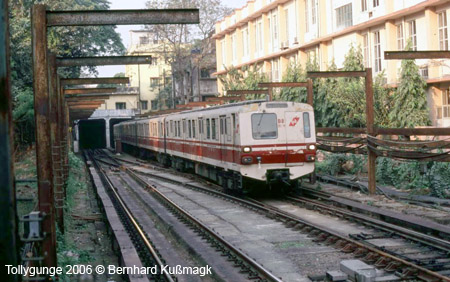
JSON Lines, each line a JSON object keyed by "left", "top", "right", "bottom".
{"left": 31, "top": 4, "right": 57, "bottom": 267}
{"left": 48, "top": 53, "right": 64, "bottom": 231}
{"left": 306, "top": 79, "right": 313, "bottom": 106}
{"left": 1, "top": 0, "right": 19, "bottom": 280}
{"left": 365, "top": 68, "right": 376, "bottom": 195}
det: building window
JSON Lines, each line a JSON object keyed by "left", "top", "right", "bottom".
{"left": 271, "top": 59, "right": 279, "bottom": 82}
{"left": 151, "top": 100, "right": 158, "bottom": 110}
{"left": 311, "top": 0, "right": 317, "bottom": 25}
{"left": 419, "top": 66, "right": 428, "bottom": 80}
{"left": 221, "top": 39, "right": 226, "bottom": 65}
{"left": 242, "top": 26, "right": 249, "bottom": 57}
{"left": 139, "top": 36, "right": 149, "bottom": 45}
{"left": 305, "top": 0, "right": 309, "bottom": 33}
{"left": 363, "top": 33, "right": 370, "bottom": 68}
{"left": 150, "top": 77, "right": 159, "bottom": 87}
{"left": 232, "top": 33, "right": 237, "bottom": 63}
{"left": 443, "top": 89, "right": 450, "bottom": 118}
{"left": 361, "top": 0, "right": 367, "bottom": 12}
{"left": 115, "top": 102, "right": 126, "bottom": 110}
{"left": 439, "top": 12, "right": 448, "bottom": 51}
{"left": 272, "top": 13, "right": 278, "bottom": 47}
{"left": 396, "top": 23, "right": 404, "bottom": 50}
{"left": 408, "top": 20, "right": 417, "bottom": 50}
{"left": 200, "top": 69, "right": 210, "bottom": 78}
{"left": 373, "top": 0, "right": 379, "bottom": 8}
{"left": 336, "top": 3, "right": 352, "bottom": 29}
{"left": 373, "top": 31, "right": 381, "bottom": 73}
{"left": 141, "top": 100, "right": 148, "bottom": 110}
{"left": 256, "top": 20, "right": 263, "bottom": 53}
{"left": 284, "top": 9, "right": 289, "bottom": 45}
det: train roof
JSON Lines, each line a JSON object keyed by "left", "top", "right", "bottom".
{"left": 114, "top": 100, "right": 310, "bottom": 126}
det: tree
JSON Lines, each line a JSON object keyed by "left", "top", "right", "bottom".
{"left": 327, "top": 44, "right": 366, "bottom": 127}
{"left": 145, "top": 0, "right": 232, "bottom": 104}
{"left": 9, "top": 0, "right": 125, "bottom": 145}
{"left": 388, "top": 42, "right": 430, "bottom": 127}
{"left": 218, "top": 64, "right": 268, "bottom": 100}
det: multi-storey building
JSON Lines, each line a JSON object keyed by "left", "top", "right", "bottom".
{"left": 214, "top": 0, "right": 450, "bottom": 126}
{"left": 126, "top": 30, "right": 172, "bottom": 112}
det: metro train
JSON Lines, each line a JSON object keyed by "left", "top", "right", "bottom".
{"left": 113, "top": 100, "right": 316, "bottom": 192}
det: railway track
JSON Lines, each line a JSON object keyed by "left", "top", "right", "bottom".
{"left": 108, "top": 151, "right": 450, "bottom": 281}
{"left": 88, "top": 150, "right": 281, "bottom": 282}
{"left": 85, "top": 150, "right": 174, "bottom": 282}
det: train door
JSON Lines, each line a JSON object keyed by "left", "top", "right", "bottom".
{"left": 219, "top": 115, "right": 227, "bottom": 163}
{"left": 284, "top": 112, "right": 305, "bottom": 166}
{"left": 182, "top": 119, "right": 187, "bottom": 156}
{"left": 198, "top": 118, "right": 203, "bottom": 159}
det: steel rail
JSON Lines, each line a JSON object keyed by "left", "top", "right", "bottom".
{"left": 126, "top": 167, "right": 450, "bottom": 282}
{"left": 87, "top": 151, "right": 174, "bottom": 282}
{"left": 285, "top": 195, "right": 450, "bottom": 253}
{"left": 125, "top": 168, "right": 283, "bottom": 282}
{"left": 298, "top": 184, "right": 450, "bottom": 240}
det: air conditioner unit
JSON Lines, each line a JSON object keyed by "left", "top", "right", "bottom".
{"left": 293, "top": 37, "right": 298, "bottom": 44}
{"left": 280, "top": 42, "right": 285, "bottom": 49}
{"left": 281, "top": 41, "right": 288, "bottom": 50}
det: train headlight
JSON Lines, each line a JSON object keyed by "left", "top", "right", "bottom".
{"left": 241, "top": 156, "right": 253, "bottom": 164}
{"left": 308, "top": 144, "right": 316, "bottom": 150}
{"left": 242, "top": 146, "right": 252, "bottom": 153}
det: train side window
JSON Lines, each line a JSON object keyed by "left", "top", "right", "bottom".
{"left": 198, "top": 118, "right": 203, "bottom": 135}
{"left": 206, "top": 119, "right": 210, "bottom": 139}
{"left": 177, "top": 121, "right": 181, "bottom": 137}
{"left": 303, "top": 112, "right": 311, "bottom": 138}
{"left": 170, "top": 121, "right": 173, "bottom": 136}
{"left": 226, "top": 117, "right": 231, "bottom": 142}
{"left": 220, "top": 118, "right": 224, "bottom": 135}
{"left": 188, "top": 120, "right": 192, "bottom": 138}
{"left": 192, "top": 120, "right": 196, "bottom": 139}
{"left": 212, "top": 118, "right": 216, "bottom": 140}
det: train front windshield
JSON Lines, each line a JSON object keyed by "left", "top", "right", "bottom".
{"left": 251, "top": 113, "right": 277, "bottom": 139}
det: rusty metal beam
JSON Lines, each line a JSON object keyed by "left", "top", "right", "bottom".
{"left": 69, "top": 105, "right": 103, "bottom": 110}
{"left": 56, "top": 56, "right": 151, "bottom": 67}
{"left": 32, "top": 4, "right": 57, "bottom": 268}
{"left": 384, "top": 51, "right": 450, "bottom": 60}
{"left": 258, "top": 82, "right": 309, "bottom": 88}
{"left": 307, "top": 79, "right": 313, "bottom": 106}
{"left": 48, "top": 54, "right": 64, "bottom": 232}
{"left": 67, "top": 100, "right": 104, "bottom": 105}
{"left": 65, "top": 94, "right": 111, "bottom": 99}
{"left": 365, "top": 68, "right": 376, "bottom": 195}
{"left": 317, "top": 127, "right": 367, "bottom": 134}
{"left": 226, "top": 90, "right": 268, "bottom": 94}
{"left": 307, "top": 71, "right": 367, "bottom": 78}
{"left": 376, "top": 127, "right": 450, "bottom": 136}
{"left": 64, "top": 88, "right": 116, "bottom": 95}
{"left": 61, "top": 77, "right": 129, "bottom": 86}
{"left": 46, "top": 9, "right": 199, "bottom": 26}
{"left": 1, "top": 0, "right": 19, "bottom": 278}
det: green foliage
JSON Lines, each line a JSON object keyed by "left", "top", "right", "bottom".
{"left": 389, "top": 41, "right": 431, "bottom": 127}
{"left": 58, "top": 152, "right": 91, "bottom": 280}
{"left": 376, "top": 157, "right": 450, "bottom": 198}
{"left": 327, "top": 44, "right": 366, "bottom": 127}
{"left": 218, "top": 64, "right": 269, "bottom": 97}
{"left": 316, "top": 153, "right": 366, "bottom": 176}
{"left": 278, "top": 62, "right": 307, "bottom": 102}
{"left": 9, "top": 0, "right": 125, "bottom": 145}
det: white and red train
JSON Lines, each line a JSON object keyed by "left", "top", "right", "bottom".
{"left": 113, "top": 100, "right": 316, "bottom": 192}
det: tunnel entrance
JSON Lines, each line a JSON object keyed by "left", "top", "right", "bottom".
{"left": 79, "top": 119, "right": 106, "bottom": 149}
{"left": 110, "top": 118, "right": 130, "bottom": 149}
